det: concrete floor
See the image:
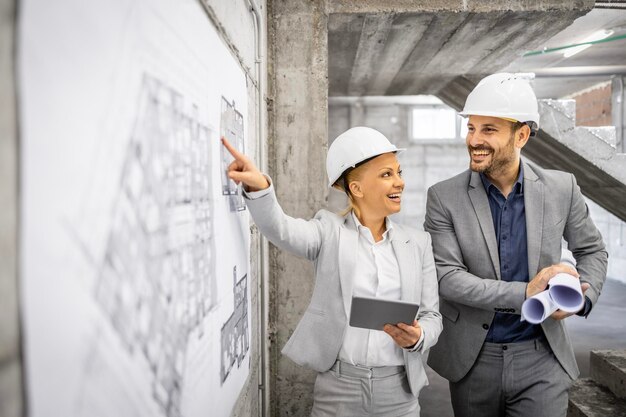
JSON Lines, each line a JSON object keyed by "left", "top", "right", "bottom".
{"left": 419, "top": 278, "right": 626, "bottom": 417}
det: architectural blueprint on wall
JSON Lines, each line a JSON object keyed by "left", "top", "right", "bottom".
{"left": 19, "top": 0, "right": 251, "bottom": 416}
{"left": 220, "top": 97, "right": 247, "bottom": 212}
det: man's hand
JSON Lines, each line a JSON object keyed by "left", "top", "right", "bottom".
{"left": 550, "top": 282, "right": 590, "bottom": 320}
{"left": 383, "top": 320, "right": 422, "bottom": 349}
{"left": 222, "top": 137, "right": 270, "bottom": 191}
{"left": 526, "top": 263, "right": 579, "bottom": 299}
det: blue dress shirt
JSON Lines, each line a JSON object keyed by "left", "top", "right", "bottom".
{"left": 480, "top": 164, "right": 543, "bottom": 343}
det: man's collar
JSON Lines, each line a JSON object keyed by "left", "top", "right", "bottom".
{"left": 479, "top": 161, "right": 525, "bottom": 195}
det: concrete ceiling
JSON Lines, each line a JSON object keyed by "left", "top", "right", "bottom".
{"left": 328, "top": 8, "right": 589, "bottom": 97}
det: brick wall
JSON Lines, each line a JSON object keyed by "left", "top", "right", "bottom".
{"left": 571, "top": 82, "right": 612, "bottom": 127}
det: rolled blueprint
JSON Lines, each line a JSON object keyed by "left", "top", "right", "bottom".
{"left": 548, "top": 273, "right": 585, "bottom": 313}
{"left": 521, "top": 290, "right": 558, "bottom": 324}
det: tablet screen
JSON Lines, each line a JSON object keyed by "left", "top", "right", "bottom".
{"left": 349, "top": 296, "right": 420, "bottom": 331}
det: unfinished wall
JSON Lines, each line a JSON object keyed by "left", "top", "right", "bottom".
{"left": 267, "top": 0, "right": 328, "bottom": 415}
{"left": 570, "top": 82, "right": 612, "bottom": 127}
{"left": 0, "top": 0, "right": 22, "bottom": 413}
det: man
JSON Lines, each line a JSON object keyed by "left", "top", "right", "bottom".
{"left": 424, "top": 73, "right": 608, "bottom": 417}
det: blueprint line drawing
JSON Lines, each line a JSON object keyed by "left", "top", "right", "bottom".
{"left": 21, "top": 0, "right": 252, "bottom": 415}
{"left": 220, "top": 265, "right": 250, "bottom": 384}
{"left": 93, "top": 74, "right": 216, "bottom": 417}
{"left": 220, "top": 97, "right": 246, "bottom": 212}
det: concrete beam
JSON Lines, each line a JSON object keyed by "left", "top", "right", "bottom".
{"left": 367, "top": 13, "right": 433, "bottom": 95}
{"left": 437, "top": 75, "right": 475, "bottom": 110}
{"left": 328, "top": 0, "right": 594, "bottom": 14}
{"left": 347, "top": 14, "right": 394, "bottom": 96}
{"left": 386, "top": 12, "right": 469, "bottom": 95}
{"left": 329, "top": 0, "right": 465, "bottom": 14}
{"left": 466, "top": 0, "right": 595, "bottom": 13}
{"left": 0, "top": 0, "right": 23, "bottom": 415}
{"left": 407, "top": 11, "right": 508, "bottom": 94}
{"left": 328, "top": 14, "right": 362, "bottom": 96}
{"left": 328, "top": 2, "right": 593, "bottom": 97}
{"left": 466, "top": 11, "right": 586, "bottom": 76}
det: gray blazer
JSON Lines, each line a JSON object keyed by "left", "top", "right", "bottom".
{"left": 424, "top": 162, "right": 607, "bottom": 382}
{"left": 245, "top": 184, "right": 442, "bottom": 395}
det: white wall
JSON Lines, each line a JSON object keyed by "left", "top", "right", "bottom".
{"left": 202, "top": 1, "right": 268, "bottom": 415}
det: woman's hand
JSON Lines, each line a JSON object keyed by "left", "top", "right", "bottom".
{"left": 222, "top": 137, "right": 270, "bottom": 192}
{"left": 384, "top": 320, "right": 422, "bottom": 349}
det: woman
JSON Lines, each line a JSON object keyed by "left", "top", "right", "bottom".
{"left": 223, "top": 126, "right": 442, "bottom": 416}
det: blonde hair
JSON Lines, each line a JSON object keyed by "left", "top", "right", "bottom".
{"left": 334, "top": 163, "right": 366, "bottom": 218}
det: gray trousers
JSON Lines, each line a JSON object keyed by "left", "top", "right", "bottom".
{"left": 449, "top": 338, "right": 573, "bottom": 417}
{"left": 310, "top": 361, "right": 420, "bottom": 416}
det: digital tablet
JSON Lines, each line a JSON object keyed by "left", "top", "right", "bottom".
{"left": 349, "top": 296, "right": 420, "bottom": 331}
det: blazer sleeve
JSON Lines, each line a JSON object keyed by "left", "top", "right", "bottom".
{"left": 244, "top": 179, "right": 323, "bottom": 262}
{"left": 424, "top": 185, "right": 527, "bottom": 313}
{"left": 563, "top": 174, "right": 608, "bottom": 308}
{"left": 414, "top": 232, "right": 442, "bottom": 353}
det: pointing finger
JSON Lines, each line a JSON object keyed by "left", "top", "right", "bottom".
{"left": 221, "top": 137, "right": 246, "bottom": 161}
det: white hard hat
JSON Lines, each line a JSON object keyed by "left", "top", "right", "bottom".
{"left": 326, "top": 126, "right": 404, "bottom": 187}
{"left": 460, "top": 73, "right": 540, "bottom": 127}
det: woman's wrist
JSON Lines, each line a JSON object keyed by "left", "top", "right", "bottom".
{"left": 245, "top": 175, "right": 270, "bottom": 192}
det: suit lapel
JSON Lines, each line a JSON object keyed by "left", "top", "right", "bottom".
{"left": 468, "top": 171, "right": 501, "bottom": 280}
{"left": 523, "top": 163, "right": 543, "bottom": 276}
{"left": 338, "top": 215, "right": 359, "bottom": 318}
{"left": 391, "top": 229, "right": 415, "bottom": 301}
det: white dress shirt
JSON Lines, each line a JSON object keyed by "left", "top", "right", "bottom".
{"left": 338, "top": 213, "right": 413, "bottom": 367}
{"left": 245, "top": 184, "right": 423, "bottom": 366}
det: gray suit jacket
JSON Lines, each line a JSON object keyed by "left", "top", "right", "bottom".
{"left": 245, "top": 183, "right": 443, "bottom": 395}
{"left": 424, "top": 162, "right": 607, "bottom": 382}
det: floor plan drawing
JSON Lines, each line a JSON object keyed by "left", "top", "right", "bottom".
{"left": 220, "top": 266, "right": 250, "bottom": 384}
{"left": 94, "top": 74, "right": 216, "bottom": 417}
{"left": 20, "top": 0, "right": 251, "bottom": 415}
{"left": 220, "top": 97, "right": 246, "bottom": 212}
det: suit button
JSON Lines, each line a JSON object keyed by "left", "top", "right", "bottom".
{"left": 482, "top": 324, "right": 489, "bottom": 330}
{"left": 503, "top": 345, "right": 508, "bottom": 351}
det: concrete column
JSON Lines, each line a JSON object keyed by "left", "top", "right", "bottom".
{"left": 0, "top": 0, "right": 23, "bottom": 416}
{"left": 267, "top": 0, "right": 328, "bottom": 415}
